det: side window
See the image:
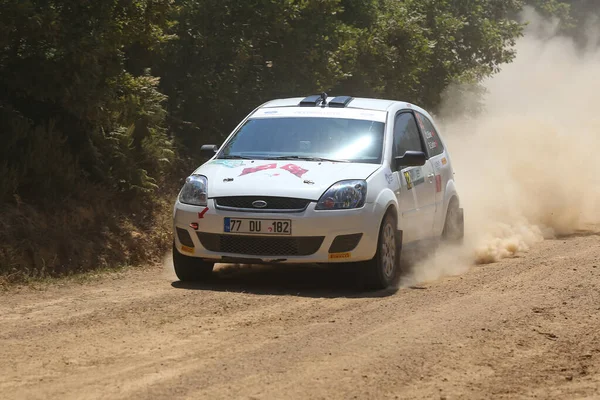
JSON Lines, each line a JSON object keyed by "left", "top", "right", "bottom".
{"left": 415, "top": 112, "right": 444, "bottom": 157}
{"left": 393, "top": 112, "right": 424, "bottom": 160}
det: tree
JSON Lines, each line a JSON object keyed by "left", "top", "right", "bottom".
{"left": 161, "top": 0, "right": 528, "bottom": 151}
{"left": 335, "top": 0, "right": 524, "bottom": 112}
{"left": 525, "top": 0, "right": 600, "bottom": 44}
{"left": 158, "top": 0, "right": 363, "bottom": 151}
{"left": 0, "top": 0, "right": 174, "bottom": 201}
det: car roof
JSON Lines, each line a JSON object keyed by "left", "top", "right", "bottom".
{"left": 260, "top": 96, "right": 427, "bottom": 115}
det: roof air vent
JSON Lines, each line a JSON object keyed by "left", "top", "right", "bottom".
{"left": 328, "top": 96, "right": 354, "bottom": 108}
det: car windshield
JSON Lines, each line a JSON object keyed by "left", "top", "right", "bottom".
{"left": 218, "top": 117, "right": 385, "bottom": 164}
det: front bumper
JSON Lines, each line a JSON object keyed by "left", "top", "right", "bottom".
{"left": 173, "top": 199, "right": 383, "bottom": 263}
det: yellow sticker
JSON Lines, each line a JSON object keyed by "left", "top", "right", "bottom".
{"left": 403, "top": 171, "right": 413, "bottom": 190}
{"left": 441, "top": 157, "right": 447, "bottom": 165}
{"left": 181, "top": 245, "right": 194, "bottom": 254}
{"left": 329, "top": 252, "right": 351, "bottom": 260}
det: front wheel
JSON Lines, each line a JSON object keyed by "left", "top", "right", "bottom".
{"left": 360, "top": 212, "right": 402, "bottom": 290}
{"left": 172, "top": 244, "right": 214, "bottom": 282}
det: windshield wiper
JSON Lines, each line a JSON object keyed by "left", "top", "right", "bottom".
{"left": 266, "top": 156, "right": 349, "bottom": 163}
{"left": 219, "top": 155, "right": 257, "bottom": 160}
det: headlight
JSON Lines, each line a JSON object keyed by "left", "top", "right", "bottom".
{"left": 315, "top": 180, "right": 367, "bottom": 210}
{"left": 178, "top": 175, "right": 208, "bottom": 206}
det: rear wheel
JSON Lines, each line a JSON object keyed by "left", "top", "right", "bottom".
{"left": 442, "top": 199, "right": 464, "bottom": 244}
{"left": 172, "top": 244, "right": 214, "bottom": 282}
{"left": 361, "top": 212, "right": 401, "bottom": 290}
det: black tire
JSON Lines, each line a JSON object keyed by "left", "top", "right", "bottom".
{"left": 361, "top": 212, "right": 402, "bottom": 290}
{"left": 442, "top": 199, "right": 464, "bottom": 244}
{"left": 172, "top": 244, "right": 214, "bottom": 282}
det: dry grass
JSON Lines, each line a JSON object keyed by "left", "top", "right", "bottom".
{"left": 0, "top": 184, "right": 176, "bottom": 284}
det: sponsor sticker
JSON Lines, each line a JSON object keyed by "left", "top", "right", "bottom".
{"left": 250, "top": 107, "right": 387, "bottom": 123}
{"left": 181, "top": 245, "right": 194, "bottom": 254}
{"left": 441, "top": 157, "right": 447, "bottom": 165}
{"left": 404, "top": 171, "right": 413, "bottom": 190}
{"left": 237, "top": 163, "right": 309, "bottom": 179}
{"left": 280, "top": 163, "right": 308, "bottom": 178}
{"left": 198, "top": 207, "right": 209, "bottom": 219}
{"left": 414, "top": 168, "right": 423, "bottom": 181}
{"left": 329, "top": 252, "right": 351, "bottom": 260}
{"left": 385, "top": 172, "right": 394, "bottom": 184}
{"left": 210, "top": 160, "right": 246, "bottom": 168}
{"left": 239, "top": 163, "right": 277, "bottom": 176}
{"left": 403, "top": 168, "right": 425, "bottom": 190}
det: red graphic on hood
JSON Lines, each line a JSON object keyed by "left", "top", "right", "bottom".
{"left": 280, "top": 163, "right": 308, "bottom": 178}
{"left": 239, "top": 163, "right": 277, "bottom": 176}
{"left": 236, "top": 163, "right": 308, "bottom": 179}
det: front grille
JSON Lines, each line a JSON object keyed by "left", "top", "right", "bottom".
{"left": 197, "top": 233, "right": 324, "bottom": 256}
{"left": 329, "top": 233, "right": 363, "bottom": 253}
{"left": 214, "top": 196, "right": 311, "bottom": 212}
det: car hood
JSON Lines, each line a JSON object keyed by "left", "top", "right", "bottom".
{"left": 194, "top": 159, "right": 381, "bottom": 200}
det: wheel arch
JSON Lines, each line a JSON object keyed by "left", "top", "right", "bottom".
{"left": 373, "top": 188, "right": 400, "bottom": 230}
{"left": 443, "top": 179, "right": 460, "bottom": 217}
{"left": 435, "top": 179, "right": 461, "bottom": 236}
{"left": 383, "top": 203, "right": 403, "bottom": 248}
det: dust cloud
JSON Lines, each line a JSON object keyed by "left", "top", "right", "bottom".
{"left": 404, "top": 7, "right": 600, "bottom": 286}
{"left": 162, "top": 251, "right": 178, "bottom": 281}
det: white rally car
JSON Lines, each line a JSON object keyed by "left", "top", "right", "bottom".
{"left": 172, "top": 94, "right": 463, "bottom": 289}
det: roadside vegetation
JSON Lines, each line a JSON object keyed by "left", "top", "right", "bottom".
{"left": 0, "top": 0, "right": 593, "bottom": 283}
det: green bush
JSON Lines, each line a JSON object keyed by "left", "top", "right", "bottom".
{"left": 0, "top": 110, "right": 79, "bottom": 203}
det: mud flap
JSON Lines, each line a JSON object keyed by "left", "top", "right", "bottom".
{"left": 457, "top": 208, "right": 465, "bottom": 239}
{"left": 396, "top": 229, "right": 404, "bottom": 274}
{"left": 396, "top": 229, "right": 404, "bottom": 252}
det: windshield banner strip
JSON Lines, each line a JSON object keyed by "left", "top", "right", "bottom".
{"left": 250, "top": 107, "right": 387, "bottom": 123}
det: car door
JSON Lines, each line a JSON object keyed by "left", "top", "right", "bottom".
{"left": 415, "top": 111, "right": 450, "bottom": 235}
{"left": 392, "top": 111, "right": 437, "bottom": 242}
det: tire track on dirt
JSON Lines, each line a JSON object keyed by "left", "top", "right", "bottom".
{"left": 1, "top": 234, "right": 599, "bottom": 399}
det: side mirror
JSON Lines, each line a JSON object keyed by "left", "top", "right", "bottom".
{"left": 200, "top": 144, "right": 219, "bottom": 158}
{"left": 394, "top": 150, "right": 427, "bottom": 170}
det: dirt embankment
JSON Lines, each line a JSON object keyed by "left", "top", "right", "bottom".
{"left": 1, "top": 231, "right": 599, "bottom": 399}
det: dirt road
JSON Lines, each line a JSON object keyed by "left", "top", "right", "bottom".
{"left": 1, "top": 232, "right": 600, "bottom": 400}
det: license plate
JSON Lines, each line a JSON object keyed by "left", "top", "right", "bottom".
{"left": 224, "top": 218, "right": 292, "bottom": 235}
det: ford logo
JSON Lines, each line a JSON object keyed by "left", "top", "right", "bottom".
{"left": 252, "top": 200, "right": 268, "bottom": 208}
